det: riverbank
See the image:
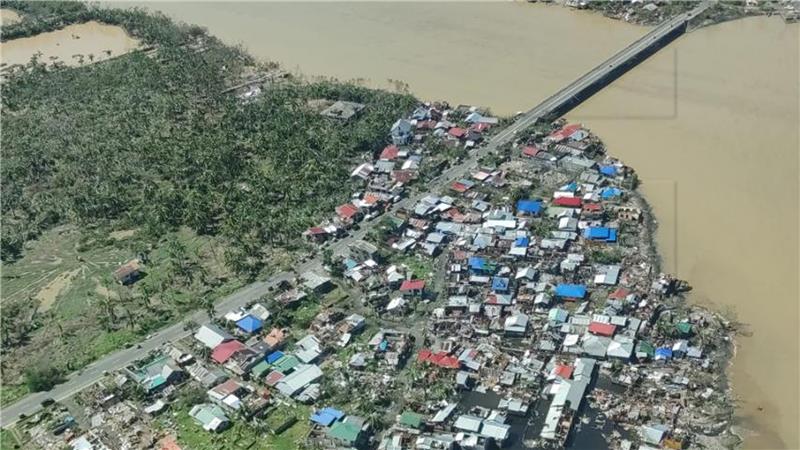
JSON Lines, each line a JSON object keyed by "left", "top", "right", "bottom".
{"left": 2, "top": 1, "right": 796, "bottom": 448}
{"left": 555, "top": 0, "right": 800, "bottom": 27}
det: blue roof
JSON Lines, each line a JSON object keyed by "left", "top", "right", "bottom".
{"left": 492, "top": 277, "right": 510, "bottom": 292}
{"left": 655, "top": 347, "right": 673, "bottom": 359}
{"left": 516, "top": 199, "right": 542, "bottom": 214}
{"left": 344, "top": 258, "right": 358, "bottom": 270}
{"left": 236, "top": 314, "right": 263, "bottom": 333}
{"left": 585, "top": 227, "right": 617, "bottom": 242}
{"left": 266, "top": 350, "right": 284, "bottom": 364}
{"left": 561, "top": 182, "right": 578, "bottom": 192}
{"left": 311, "top": 407, "right": 345, "bottom": 427}
{"left": 468, "top": 256, "right": 486, "bottom": 270}
{"left": 555, "top": 284, "right": 587, "bottom": 298}
{"left": 600, "top": 187, "right": 622, "bottom": 199}
{"left": 599, "top": 165, "right": 617, "bottom": 176}
{"left": 514, "top": 236, "right": 529, "bottom": 247}
{"left": 585, "top": 227, "right": 610, "bottom": 239}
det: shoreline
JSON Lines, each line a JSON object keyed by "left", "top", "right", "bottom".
{"left": 626, "top": 166, "right": 742, "bottom": 449}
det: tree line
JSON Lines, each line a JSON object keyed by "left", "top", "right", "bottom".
{"left": 1, "top": 1, "right": 417, "bottom": 279}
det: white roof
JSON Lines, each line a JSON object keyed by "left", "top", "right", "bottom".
{"left": 194, "top": 324, "right": 233, "bottom": 349}
{"left": 249, "top": 303, "right": 271, "bottom": 321}
{"left": 454, "top": 414, "right": 482, "bottom": 433}
{"left": 480, "top": 420, "right": 510, "bottom": 440}
{"left": 387, "top": 297, "right": 406, "bottom": 311}
{"left": 276, "top": 364, "right": 323, "bottom": 397}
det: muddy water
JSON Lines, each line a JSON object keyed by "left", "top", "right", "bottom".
{"left": 1, "top": 8, "right": 21, "bottom": 26}
{"left": 0, "top": 21, "right": 139, "bottom": 67}
{"left": 87, "top": 2, "right": 800, "bottom": 448}
{"left": 113, "top": 1, "right": 648, "bottom": 113}
{"left": 568, "top": 17, "right": 799, "bottom": 449}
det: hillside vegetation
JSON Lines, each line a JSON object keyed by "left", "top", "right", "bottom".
{"left": 0, "top": 0, "right": 415, "bottom": 399}
{"left": 1, "top": 1, "right": 415, "bottom": 271}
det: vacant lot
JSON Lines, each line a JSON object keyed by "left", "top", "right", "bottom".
{"left": 164, "top": 403, "right": 310, "bottom": 450}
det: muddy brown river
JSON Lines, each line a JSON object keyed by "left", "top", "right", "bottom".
{"left": 0, "top": 20, "right": 139, "bottom": 68}
{"left": 6, "top": 2, "right": 799, "bottom": 447}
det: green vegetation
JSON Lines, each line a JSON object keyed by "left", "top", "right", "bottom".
{"left": 2, "top": 1, "right": 415, "bottom": 272}
{"left": 23, "top": 365, "right": 65, "bottom": 392}
{"left": 165, "top": 403, "right": 310, "bottom": 450}
{"left": 0, "top": 0, "right": 415, "bottom": 401}
{"left": 0, "top": 384, "right": 28, "bottom": 408}
{"left": 393, "top": 254, "right": 433, "bottom": 280}
{"left": 0, "top": 427, "right": 24, "bottom": 450}
{"left": 591, "top": 248, "right": 624, "bottom": 264}
{"left": 0, "top": 226, "right": 240, "bottom": 402}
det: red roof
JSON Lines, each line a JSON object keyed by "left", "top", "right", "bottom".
{"left": 418, "top": 349, "right": 460, "bottom": 369}
{"left": 336, "top": 203, "right": 360, "bottom": 220}
{"left": 522, "top": 145, "right": 540, "bottom": 157}
{"left": 212, "top": 379, "right": 242, "bottom": 396}
{"left": 554, "top": 364, "right": 573, "bottom": 379}
{"left": 265, "top": 370, "right": 285, "bottom": 387}
{"left": 609, "top": 287, "right": 630, "bottom": 300}
{"left": 451, "top": 182, "right": 469, "bottom": 193}
{"left": 588, "top": 322, "right": 617, "bottom": 337}
{"left": 392, "top": 170, "right": 414, "bottom": 183}
{"left": 470, "top": 123, "right": 491, "bottom": 133}
{"left": 549, "top": 123, "right": 582, "bottom": 142}
{"left": 212, "top": 340, "right": 245, "bottom": 364}
{"left": 448, "top": 127, "right": 467, "bottom": 138}
{"left": 553, "top": 197, "right": 582, "bottom": 207}
{"left": 583, "top": 203, "right": 603, "bottom": 212}
{"left": 362, "top": 193, "right": 381, "bottom": 206}
{"left": 445, "top": 208, "right": 466, "bottom": 222}
{"left": 380, "top": 145, "right": 399, "bottom": 160}
{"left": 307, "top": 226, "right": 327, "bottom": 235}
{"left": 400, "top": 279, "right": 426, "bottom": 291}
{"left": 437, "top": 356, "right": 461, "bottom": 369}
{"left": 416, "top": 120, "right": 436, "bottom": 130}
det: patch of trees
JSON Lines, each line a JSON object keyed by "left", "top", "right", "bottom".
{"left": 1, "top": 2, "right": 416, "bottom": 278}
{"left": 23, "top": 365, "right": 65, "bottom": 392}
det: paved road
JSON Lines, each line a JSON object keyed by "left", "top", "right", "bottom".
{"left": 0, "top": 3, "right": 711, "bottom": 428}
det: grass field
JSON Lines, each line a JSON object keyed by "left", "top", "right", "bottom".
{"left": 0, "top": 225, "right": 242, "bottom": 403}
{"left": 167, "top": 403, "right": 310, "bottom": 450}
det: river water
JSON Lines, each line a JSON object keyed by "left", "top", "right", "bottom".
{"left": 7, "top": 2, "right": 800, "bottom": 448}
{"left": 0, "top": 20, "right": 139, "bottom": 68}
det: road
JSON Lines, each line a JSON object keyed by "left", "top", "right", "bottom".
{"left": 0, "top": 2, "right": 711, "bottom": 428}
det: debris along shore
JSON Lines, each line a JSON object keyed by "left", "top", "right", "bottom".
{"left": 550, "top": 0, "right": 800, "bottom": 26}
{"left": 349, "top": 112, "right": 741, "bottom": 450}
{"left": 4, "top": 104, "right": 740, "bottom": 450}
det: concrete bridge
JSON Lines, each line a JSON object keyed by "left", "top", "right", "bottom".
{"left": 493, "top": 1, "right": 714, "bottom": 145}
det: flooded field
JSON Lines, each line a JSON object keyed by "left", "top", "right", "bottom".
{"left": 0, "top": 21, "right": 139, "bottom": 68}
{"left": 1, "top": 8, "right": 21, "bottom": 25}
{"left": 64, "top": 2, "right": 800, "bottom": 448}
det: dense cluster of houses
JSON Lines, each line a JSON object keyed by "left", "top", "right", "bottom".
{"left": 313, "top": 120, "right": 735, "bottom": 450}
{"left": 305, "top": 103, "right": 499, "bottom": 243}
{"left": 19, "top": 112, "right": 735, "bottom": 450}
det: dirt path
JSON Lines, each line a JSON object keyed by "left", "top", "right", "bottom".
{"left": 34, "top": 269, "right": 80, "bottom": 312}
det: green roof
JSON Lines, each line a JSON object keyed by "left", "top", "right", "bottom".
{"left": 637, "top": 341, "right": 655, "bottom": 357}
{"left": 327, "top": 420, "right": 361, "bottom": 444}
{"left": 399, "top": 411, "right": 423, "bottom": 429}
{"left": 191, "top": 404, "right": 228, "bottom": 427}
{"left": 251, "top": 360, "right": 270, "bottom": 378}
{"left": 272, "top": 354, "right": 300, "bottom": 374}
{"left": 675, "top": 322, "right": 693, "bottom": 335}
{"left": 146, "top": 374, "right": 167, "bottom": 391}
